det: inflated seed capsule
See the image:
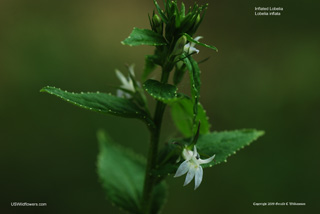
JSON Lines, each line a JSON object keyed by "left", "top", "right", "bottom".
{"left": 171, "top": 35, "right": 187, "bottom": 56}
{"left": 176, "top": 61, "right": 184, "bottom": 70}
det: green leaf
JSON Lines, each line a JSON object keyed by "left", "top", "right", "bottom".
{"left": 97, "top": 130, "right": 167, "bottom": 214}
{"left": 183, "top": 33, "right": 218, "bottom": 52}
{"left": 121, "top": 28, "right": 167, "bottom": 46}
{"left": 154, "top": 129, "right": 264, "bottom": 176}
{"left": 40, "top": 86, "right": 152, "bottom": 122}
{"left": 170, "top": 98, "right": 210, "bottom": 137}
{"left": 196, "top": 130, "right": 265, "bottom": 167}
{"left": 151, "top": 182, "right": 167, "bottom": 214}
{"left": 143, "top": 79, "right": 179, "bottom": 103}
{"left": 142, "top": 55, "right": 158, "bottom": 81}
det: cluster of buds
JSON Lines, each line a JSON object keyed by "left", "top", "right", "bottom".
{"left": 150, "top": 13, "right": 163, "bottom": 35}
{"left": 152, "top": 0, "right": 208, "bottom": 41}
{"left": 146, "top": 1, "right": 210, "bottom": 82}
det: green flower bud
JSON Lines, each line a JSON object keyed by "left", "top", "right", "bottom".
{"left": 187, "top": 14, "right": 201, "bottom": 36}
{"left": 195, "top": 14, "right": 201, "bottom": 26}
{"left": 152, "top": 14, "right": 161, "bottom": 25}
{"left": 171, "top": 35, "right": 187, "bottom": 56}
{"left": 152, "top": 14, "right": 163, "bottom": 34}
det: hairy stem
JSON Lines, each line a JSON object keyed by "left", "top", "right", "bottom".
{"left": 142, "top": 65, "right": 170, "bottom": 214}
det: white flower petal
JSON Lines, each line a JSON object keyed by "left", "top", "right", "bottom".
{"left": 116, "top": 89, "right": 132, "bottom": 99}
{"left": 193, "top": 145, "right": 198, "bottom": 156}
{"left": 128, "top": 65, "right": 135, "bottom": 77}
{"left": 182, "top": 148, "right": 193, "bottom": 160}
{"left": 198, "top": 154, "right": 215, "bottom": 164}
{"left": 183, "top": 36, "right": 202, "bottom": 54}
{"left": 122, "top": 79, "right": 135, "bottom": 92}
{"left": 184, "top": 165, "right": 196, "bottom": 186}
{"left": 183, "top": 43, "right": 191, "bottom": 52}
{"left": 190, "top": 36, "right": 202, "bottom": 48}
{"left": 185, "top": 46, "right": 199, "bottom": 54}
{"left": 116, "top": 89, "right": 124, "bottom": 98}
{"left": 194, "top": 166, "right": 203, "bottom": 190}
{"left": 175, "top": 145, "right": 215, "bottom": 189}
{"left": 174, "top": 160, "right": 190, "bottom": 177}
{"left": 115, "top": 70, "right": 127, "bottom": 85}
{"left": 191, "top": 47, "right": 200, "bottom": 54}
{"left": 115, "top": 69, "right": 135, "bottom": 93}
{"left": 193, "top": 36, "right": 203, "bottom": 42}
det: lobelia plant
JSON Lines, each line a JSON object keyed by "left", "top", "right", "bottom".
{"left": 40, "top": 0, "right": 264, "bottom": 213}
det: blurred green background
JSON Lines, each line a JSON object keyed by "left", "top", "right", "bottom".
{"left": 1, "top": 0, "right": 319, "bottom": 213}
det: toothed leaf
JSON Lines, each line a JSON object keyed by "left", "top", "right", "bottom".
{"left": 40, "top": 86, "right": 151, "bottom": 121}
{"left": 142, "top": 55, "right": 158, "bottom": 81}
{"left": 171, "top": 98, "right": 210, "bottom": 137}
{"left": 143, "top": 79, "right": 179, "bottom": 103}
{"left": 154, "top": 130, "right": 265, "bottom": 176}
{"left": 121, "top": 28, "right": 167, "bottom": 46}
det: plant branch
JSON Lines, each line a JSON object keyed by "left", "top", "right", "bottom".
{"left": 142, "top": 64, "right": 171, "bottom": 214}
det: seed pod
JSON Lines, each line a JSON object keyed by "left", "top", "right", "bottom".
{"left": 171, "top": 35, "right": 187, "bottom": 56}
{"left": 173, "top": 61, "right": 187, "bottom": 85}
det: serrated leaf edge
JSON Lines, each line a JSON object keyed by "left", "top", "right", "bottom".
{"left": 201, "top": 129, "right": 265, "bottom": 168}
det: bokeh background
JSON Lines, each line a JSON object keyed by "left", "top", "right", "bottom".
{"left": 1, "top": 0, "right": 319, "bottom": 213}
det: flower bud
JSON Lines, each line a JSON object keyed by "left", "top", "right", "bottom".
{"left": 152, "top": 14, "right": 163, "bottom": 34}
{"left": 187, "top": 14, "right": 201, "bottom": 36}
{"left": 171, "top": 35, "right": 187, "bottom": 56}
{"left": 195, "top": 14, "right": 201, "bottom": 26}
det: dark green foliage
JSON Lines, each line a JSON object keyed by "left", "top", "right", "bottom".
{"left": 121, "top": 28, "right": 167, "bottom": 46}
{"left": 170, "top": 98, "right": 210, "bottom": 137}
{"left": 40, "top": 1, "right": 264, "bottom": 213}
{"left": 97, "top": 131, "right": 167, "bottom": 214}
{"left": 40, "top": 86, "right": 152, "bottom": 124}
{"left": 154, "top": 130, "right": 265, "bottom": 176}
{"left": 142, "top": 55, "right": 159, "bottom": 81}
{"left": 143, "top": 79, "right": 178, "bottom": 103}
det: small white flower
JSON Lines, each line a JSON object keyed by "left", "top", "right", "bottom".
{"left": 184, "top": 36, "right": 203, "bottom": 54}
{"left": 174, "top": 145, "right": 215, "bottom": 190}
{"left": 115, "top": 69, "right": 135, "bottom": 98}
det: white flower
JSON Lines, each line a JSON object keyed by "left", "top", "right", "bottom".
{"left": 184, "top": 36, "right": 203, "bottom": 54}
{"left": 115, "top": 69, "right": 135, "bottom": 98}
{"left": 174, "top": 145, "right": 215, "bottom": 190}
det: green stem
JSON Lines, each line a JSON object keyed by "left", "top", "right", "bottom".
{"left": 142, "top": 66, "right": 170, "bottom": 214}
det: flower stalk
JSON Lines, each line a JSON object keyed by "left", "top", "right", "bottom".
{"left": 142, "top": 64, "right": 171, "bottom": 214}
